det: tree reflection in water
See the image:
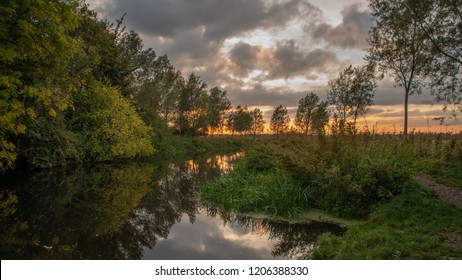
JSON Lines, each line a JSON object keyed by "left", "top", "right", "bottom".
{"left": 0, "top": 153, "right": 344, "bottom": 259}
{"left": 207, "top": 208, "right": 346, "bottom": 260}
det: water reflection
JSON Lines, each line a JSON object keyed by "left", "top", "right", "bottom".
{"left": 206, "top": 209, "right": 346, "bottom": 260}
{"left": 0, "top": 153, "right": 343, "bottom": 259}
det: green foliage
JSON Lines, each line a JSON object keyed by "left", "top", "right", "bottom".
{"left": 242, "top": 143, "right": 277, "bottom": 172}
{"left": 226, "top": 105, "right": 253, "bottom": 135}
{"left": 295, "top": 93, "right": 319, "bottom": 135}
{"left": 249, "top": 108, "right": 265, "bottom": 138}
{"left": 367, "top": 0, "right": 431, "bottom": 134}
{"left": 312, "top": 186, "right": 462, "bottom": 259}
{"left": 295, "top": 93, "right": 330, "bottom": 136}
{"left": 20, "top": 115, "right": 82, "bottom": 168}
{"left": 175, "top": 73, "right": 209, "bottom": 136}
{"left": 207, "top": 87, "right": 231, "bottom": 134}
{"left": 136, "top": 54, "right": 183, "bottom": 126}
{"left": 311, "top": 101, "right": 330, "bottom": 135}
{"left": 0, "top": 0, "right": 80, "bottom": 171}
{"left": 400, "top": 0, "right": 462, "bottom": 112}
{"left": 270, "top": 105, "right": 290, "bottom": 136}
{"left": 72, "top": 80, "right": 154, "bottom": 161}
{"left": 327, "top": 64, "right": 377, "bottom": 132}
{"left": 423, "top": 137, "right": 462, "bottom": 189}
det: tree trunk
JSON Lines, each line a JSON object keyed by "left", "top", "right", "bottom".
{"left": 404, "top": 88, "right": 409, "bottom": 135}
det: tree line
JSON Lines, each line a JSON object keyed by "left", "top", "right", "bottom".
{"left": 0, "top": 1, "right": 275, "bottom": 170}
{"left": 1, "top": 0, "right": 460, "bottom": 171}
{"left": 0, "top": 1, "right": 241, "bottom": 171}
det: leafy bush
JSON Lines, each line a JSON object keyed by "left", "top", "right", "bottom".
{"left": 72, "top": 80, "right": 154, "bottom": 161}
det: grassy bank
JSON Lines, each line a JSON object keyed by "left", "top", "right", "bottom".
{"left": 200, "top": 133, "right": 462, "bottom": 258}
{"left": 312, "top": 186, "right": 462, "bottom": 259}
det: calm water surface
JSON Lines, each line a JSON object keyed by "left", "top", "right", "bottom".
{"left": 0, "top": 153, "right": 344, "bottom": 259}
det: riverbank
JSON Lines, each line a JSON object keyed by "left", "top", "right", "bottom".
{"left": 200, "top": 133, "right": 462, "bottom": 259}
{"left": 313, "top": 184, "right": 462, "bottom": 259}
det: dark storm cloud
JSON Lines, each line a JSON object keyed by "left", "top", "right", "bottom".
{"left": 105, "top": 0, "right": 321, "bottom": 68}
{"left": 163, "top": 27, "right": 223, "bottom": 60}
{"left": 268, "top": 40, "right": 339, "bottom": 79}
{"left": 229, "top": 42, "right": 261, "bottom": 73}
{"left": 311, "top": 3, "right": 373, "bottom": 49}
{"left": 108, "top": 0, "right": 317, "bottom": 41}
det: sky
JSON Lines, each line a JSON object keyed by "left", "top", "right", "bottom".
{"left": 86, "top": 0, "right": 461, "bottom": 133}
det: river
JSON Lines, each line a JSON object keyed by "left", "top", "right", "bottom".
{"left": 0, "top": 153, "right": 344, "bottom": 259}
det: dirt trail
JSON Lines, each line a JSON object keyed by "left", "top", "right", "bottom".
{"left": 414, "top": 175, "right": 462, "bottom": 209}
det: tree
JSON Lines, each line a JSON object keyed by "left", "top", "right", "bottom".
{"left": 327, "top": 64, "right": 377, "bottom": 133}
{"left": 207, "top": 87, "right": 231, "bottom": 135}
{"left": 311, "top": 101, "right": 330, "bottom": 135}
{"left": 295, "top": 93, "right": 320, "bottom": 136}
{"left": 136, "top": 54, "right": 183, "bottom": 127}
{"left": 406, "top": 0, "right": 462, "bottom": 66}
{"left": 0, "top": 0, "right": 80, "bottom": 171}
{"left": 367, "top": 0, "right": 430, "bottom": 135}
{"left": 103, "top": 15, "right": 158, "bottom": 98}
{"left": 270, "top": 105, "right": 290, "bottom": 138}
{"left": 406, "top": 0, "right": 462, "bottom": 113}
{"left": 176, "top": 73, "right": 208, "bottom": 136}
{"left": 249, "top": 108, "right": 265, "bottom": 139}
{"left": 227, "top": 106, "right": 252, "bottom": 135}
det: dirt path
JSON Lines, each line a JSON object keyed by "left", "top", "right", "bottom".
{"left": 414, "top": 175, "right": 462, "bottom": 209}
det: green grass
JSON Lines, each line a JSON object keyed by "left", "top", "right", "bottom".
{"left": 429, "top": 161, "right": 462, "bottom": 189}
{"left": 312, "top": 184, "right": 462, "bottom": 259}
{"left": 201, "top": 167, "right": 311, "bottom": 218}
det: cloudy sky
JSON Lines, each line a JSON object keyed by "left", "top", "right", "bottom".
{"left": 87, "top": 0, "right": 461, "bottom": 133}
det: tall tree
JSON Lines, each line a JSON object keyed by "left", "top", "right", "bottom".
{"left": 270, "top": 105, "right": 290, "bottom": 138}
{"left": 105, "top": 16, "right": 157, "bottom": 97}
{"left": 249, "top": 108, "right": 265, "bottom": 139}
{"left": 367, "top": 0, "right": 430, "bottom": 135}
{"left": 136, "top": 54, "right": 183, "bottom": 127}
{"left": 311, "top": 101, "right": 330, "bottom": 135}
{"left": 295, "top": 93, "right": 320, "bottom": 136}
{"left": 327, "top": 64, "right": 376, "bottom": 132}
{"left": 176, "top": 73, "right": 208, "bottom": 136}
{"left": 207, "top": 87, "right": 231, "bottom": 135}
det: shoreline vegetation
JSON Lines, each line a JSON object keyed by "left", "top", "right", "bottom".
{"left": 201, "top": 133, "right": 462, "bottom": 259}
